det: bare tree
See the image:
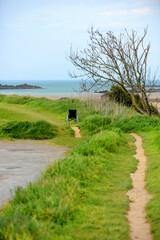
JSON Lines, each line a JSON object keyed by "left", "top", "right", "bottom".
{"left": 68, "top": 26, "right": 157, "bottom": 116}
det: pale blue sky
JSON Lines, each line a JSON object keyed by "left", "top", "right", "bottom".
{"left": 0, "top": 0, "right": 160, "bottom": 81}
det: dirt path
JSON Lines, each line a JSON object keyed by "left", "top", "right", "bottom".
{"left": 127, "top": 133, "right": 152, "bottom": 240}
{"left": 0, "top": 140, "right": 68, "bottom": 207}
{"left": 71, "top": 126, "right": 81, "bottom": 138}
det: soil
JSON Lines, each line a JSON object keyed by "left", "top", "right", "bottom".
{"left": 127, "top": 133, "right": 152, "bottom": 240}
{"left": 71, "top": 126, "right": 81, "bottom": 138}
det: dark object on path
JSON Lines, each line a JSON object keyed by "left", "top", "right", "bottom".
{"left": 67, "top": 110, "right": 78, "bottom": 124}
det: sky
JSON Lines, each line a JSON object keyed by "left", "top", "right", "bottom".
{"left": 0, "top": 0, "right": 160, "bottom": 81}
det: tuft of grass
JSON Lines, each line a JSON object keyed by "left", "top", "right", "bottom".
{"left": 0, "top": 120, "right": 58, "bottom": 140}
{"left": 74, "top": 130, "right": 122, "bottom": 156}
{"left": 79, "top": 115, "right": 111, "bottom": 136}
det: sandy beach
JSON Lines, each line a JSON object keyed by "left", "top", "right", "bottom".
{"left": 31, "top": 92, "right": 102, "bottom": 100}
{"left": 147, "top": 92, "right": 160, "bottom": 112}
{"left": 26, "top": 91, "right": 160, "bottom": 99}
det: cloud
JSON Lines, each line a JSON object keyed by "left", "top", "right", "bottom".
{"left": 100, "top": 6, "right": 152, "bottom": 17}
{"left": 132, "top": 7, "right": 151, "bottom": 15}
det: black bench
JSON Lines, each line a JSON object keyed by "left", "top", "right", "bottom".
{"left": 67, "top": 109, "right": 78, "bottom": 124}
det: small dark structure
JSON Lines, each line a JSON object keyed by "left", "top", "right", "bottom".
{"left": 67, "top": 109, "right": 78, "bottom": 124}
{"left": 101, "top": 92, "right": 109, "bottom": 100}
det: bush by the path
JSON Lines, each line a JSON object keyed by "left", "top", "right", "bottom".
{"left": 0, "top": 120, "right": 58, "bottom": 139}
{"left": 108, "top": 85, "right": 132, "bottom": 107}
{"left": 108, "top": 85, "right": 159, "bottom": 115}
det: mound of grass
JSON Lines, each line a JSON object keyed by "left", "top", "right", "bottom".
{"left": 74, "top": 130, "right": 122, "bottom": 156}
{"left": 0, "top": 130, "right": 137, "bottom": 240}
{"left": 79, "top": 115, "right": 160, "bottom": 136}
{"left": 0, "top": 120, "right": 58, "bottom": 139}
{"left": 79, "top": 115, "right": 111, "bottom": 135}
{"left": 105, "top": 115, "right": 160, "bottom": 133}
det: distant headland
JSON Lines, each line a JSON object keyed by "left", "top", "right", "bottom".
{"left": 0, "top": 83, "right": 42, "bottom": 90}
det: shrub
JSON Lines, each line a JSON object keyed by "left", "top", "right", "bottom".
{"left": 108, "top": 85, "right": 159, "bottom": 115}
{"left": 1, "top": 120, "right": 58, "bottom": 139}
{"left": 108, "top": 85, "right": 132, "bottom": 106}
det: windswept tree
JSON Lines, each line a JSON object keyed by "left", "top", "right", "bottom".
{"left": 68, "top": 26, "right": 157, "bottom": 116}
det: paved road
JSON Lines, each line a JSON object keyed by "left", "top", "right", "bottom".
{"left": 0, "top": 140, "right": 68, "bottom": 207}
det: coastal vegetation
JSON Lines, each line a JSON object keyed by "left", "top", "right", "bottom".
{"left": 68, "top": 27, "right": 158, "bottom": 116}
{"left": 0, "top": 120, "right": 58, "bottom": 140}
{"left": 0, "top": 94, "right": 160, "bottom": 239}
{"left": 108, "top": 85, "right": 159, "bottom": 115}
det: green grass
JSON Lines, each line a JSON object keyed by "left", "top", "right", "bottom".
{"left": 0, "top": 94, "right": 138, "bottom": 124}
{"left": 0, "top": 120, "right": 58, "bottom": 140}
{"left": 106, "top": 115, "right": 160, "bottom": 132}
{"left": 0, "top": 105, "right": 44, "bottom": 125}
{"left": 0, "top": 130, "right": 137, "bottom": 240}
{"left": 140, "top": 131, "right": 160, "bottom": 240}
{"left": 79, "top": 115, "right": 111, "bottom": 136}
{"left": 0, "top": 99, "right": 82, "bottom": 147}
{"left": 79, "top": 114, "right": 160, "bottom": 136}
{"left": 0, "top": 94, "right": 139, "bottom": 145}
{"left": 0, "top": 94, "right": 160, "bottom": 239}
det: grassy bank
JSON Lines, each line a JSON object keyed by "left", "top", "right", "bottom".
{"left": 102, "top": 116, "right": 160, "bottom": 240}
{"left": 0, "top": 130, "right": 137, "bottom": 240}
{"left": 0, "top": 94, "right": 138, "bottom": 146}
{"left": 79, "top": 113, "right": 160, "bottom": 239}
{"left": 0, "top": 96, "right": 83, "bottom": 147}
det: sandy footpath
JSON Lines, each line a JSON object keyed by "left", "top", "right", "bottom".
{"left": 0, "top": 140, "right": 68, "bottom": 207}
{"left": 71, "top": 126, "right": 81, "bottom": 137}
{"left": 127, "top": 133, "right": 152, "bottom": 240}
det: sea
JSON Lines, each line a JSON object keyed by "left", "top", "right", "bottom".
{"left": 0, "top": 79, "right": 160, "bottom": 97}
{"left": 0, "top": 80, "right": 83, "bottom": 96}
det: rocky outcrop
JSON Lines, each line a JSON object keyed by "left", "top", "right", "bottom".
{"left": 0, "top": 83, "right": 42, "bottom": 90}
